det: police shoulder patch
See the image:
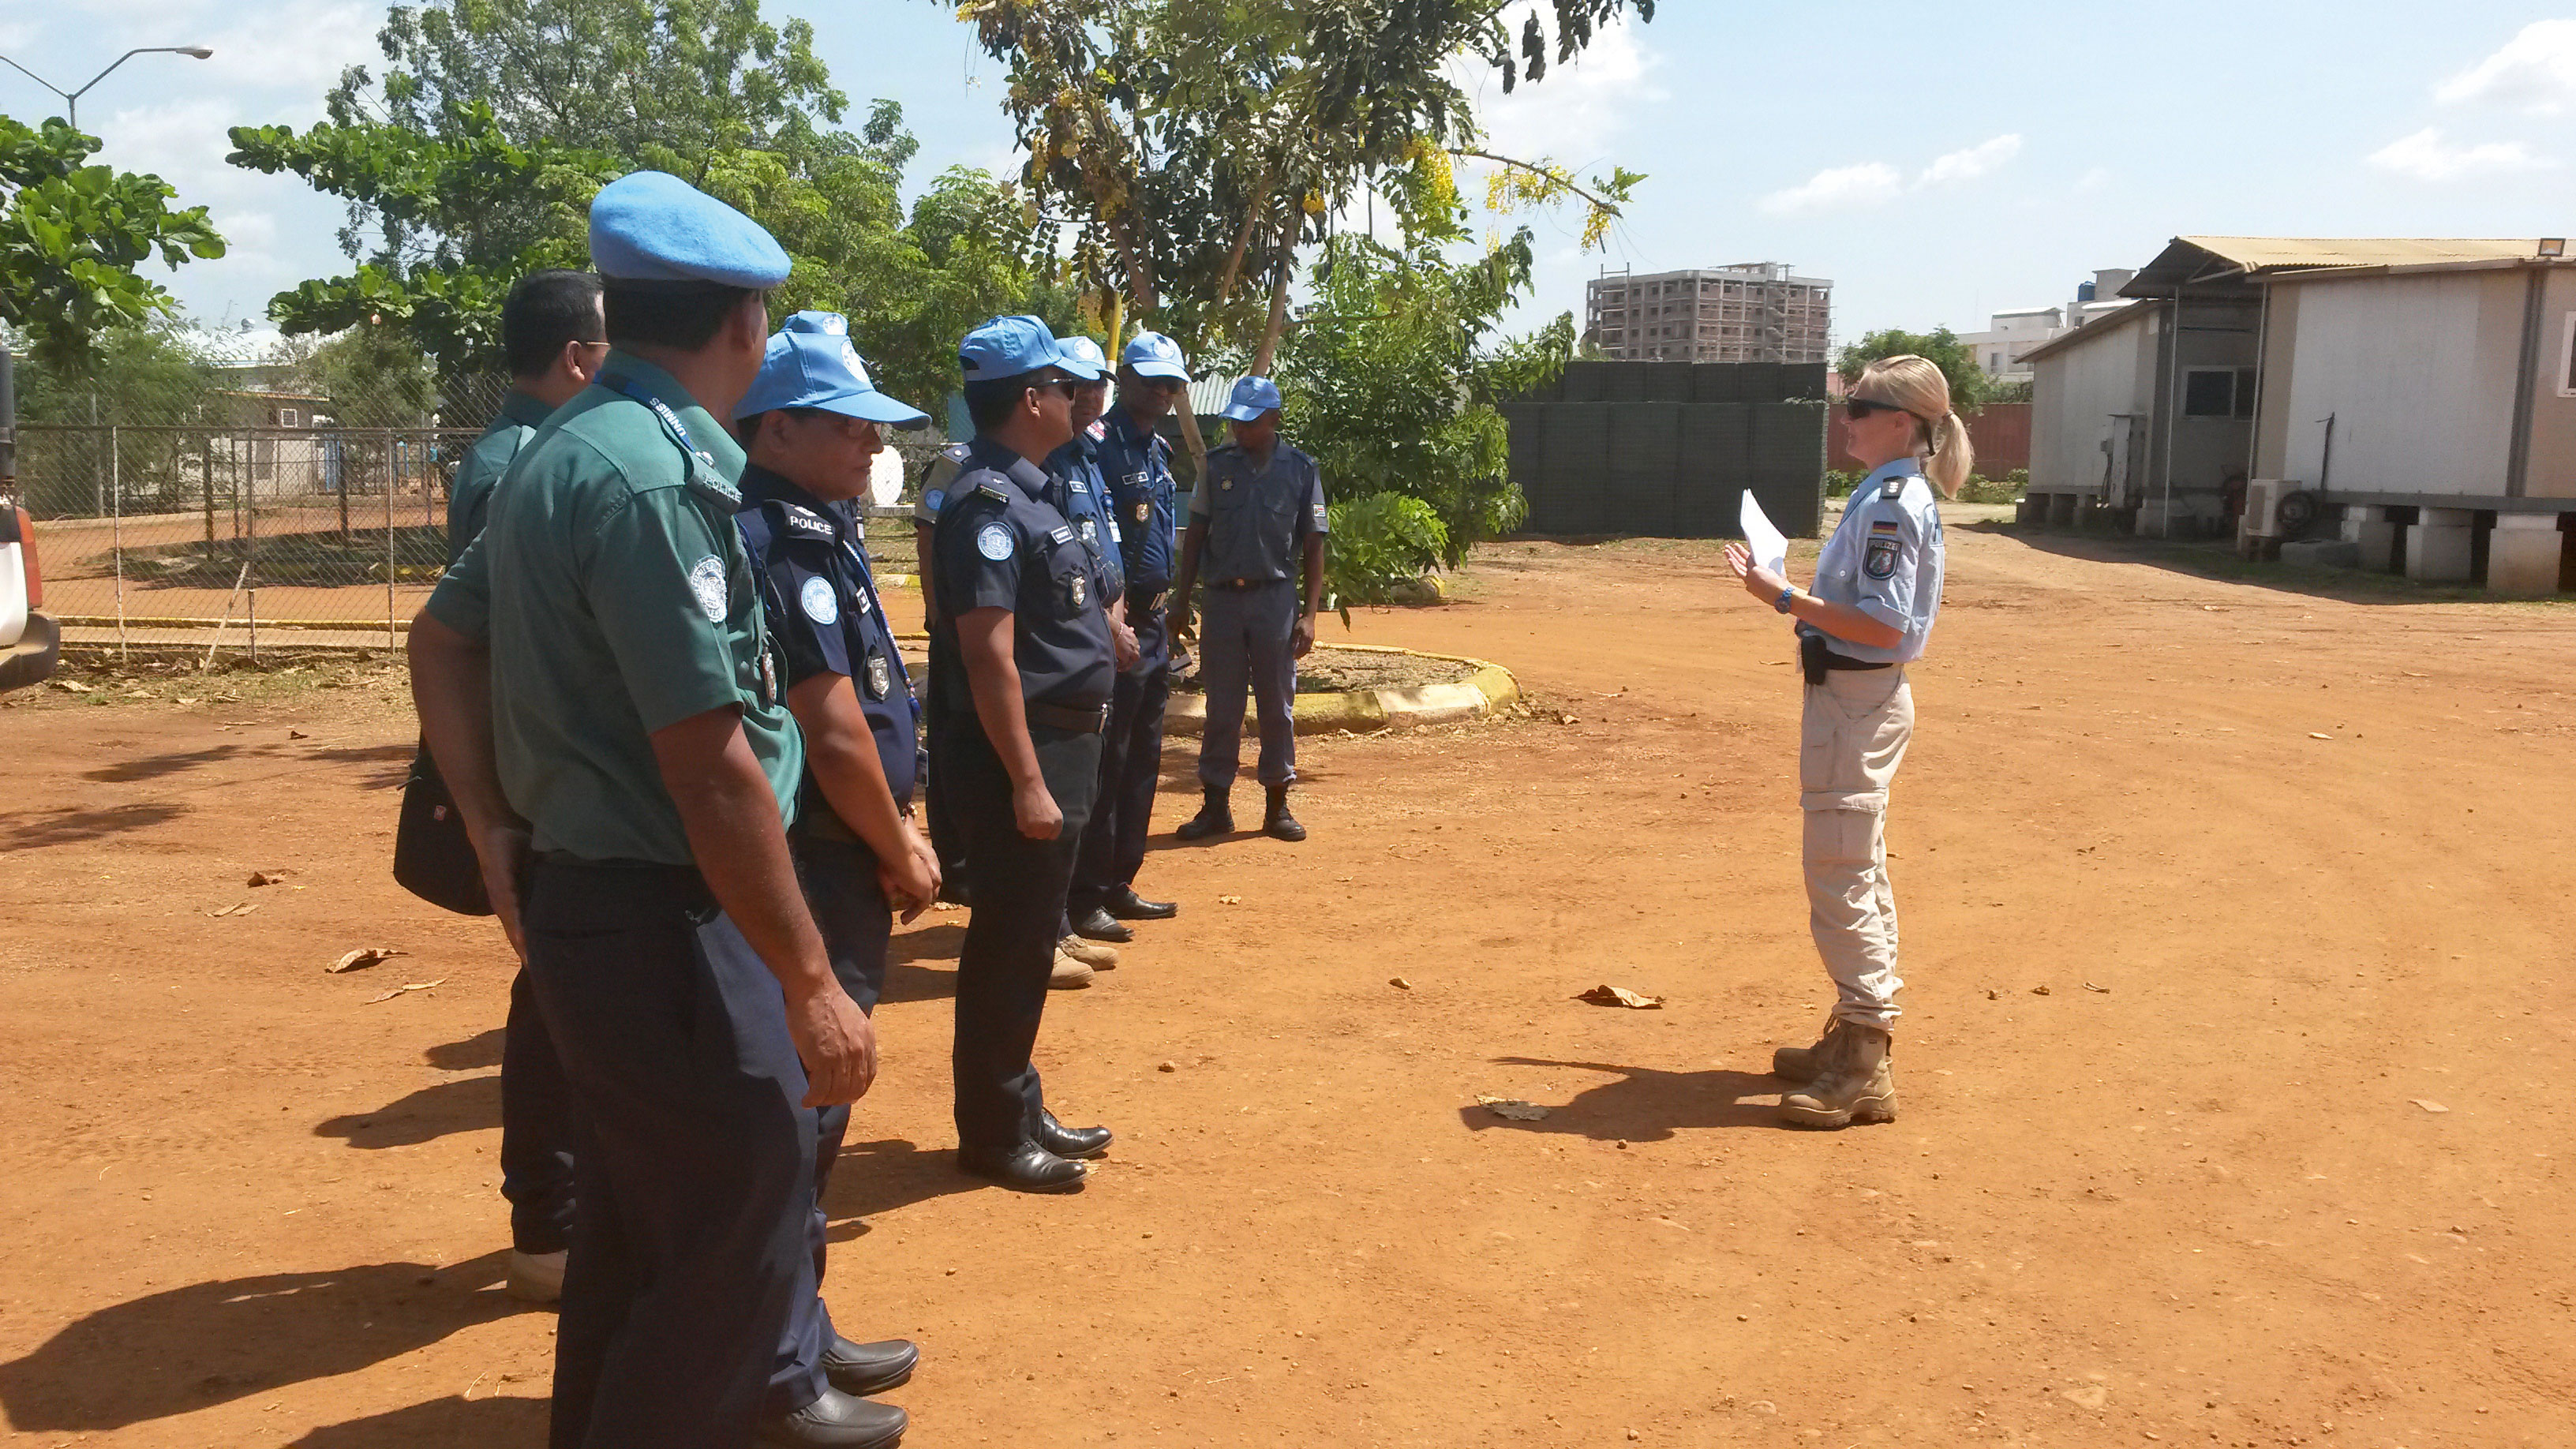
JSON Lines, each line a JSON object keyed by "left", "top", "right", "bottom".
{"left": 780, "top": 504, "right": 837, "bottom": 540}
{"left": 800, "top": 575, "right": 840, "bottom": 625}
{"left": 687, "top": 555, "right": 728, "bottom": 622}
{"left": 975, "top": 522, "right": 1016, "bottom": 561}
{"left": 923, "top": 488, "right": 945, "bottom": 512}
{"left": 1863, "top": 535, "right": 1902, "bottom": 580}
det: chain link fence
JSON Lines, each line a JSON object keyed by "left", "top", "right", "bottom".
{"left": 20, "top": 370, "right": 946, "bottom": 664}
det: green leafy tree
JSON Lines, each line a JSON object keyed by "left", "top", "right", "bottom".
{"left": 0, "top": 118, "right": 226, "bottom": 373}
{"left": 239, "top": 0, "right": 1064, "bottom": 408}
{"left": 11, "top": 323, "right": 226, "bottom": 515}
{"left": 957, "top": 0, "right": 1649, "bottom": 373}
{"left": 1834, "top": 327, "right": 1999, "bottom": 413}
{"left": 227, "top": 102, "right": 613, "bottom": 374}
{"left": 1278, "top": 228, "right": 1571, "bottom": 568}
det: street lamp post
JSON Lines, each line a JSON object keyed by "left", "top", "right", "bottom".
{"left": 0, "top": 46, "right": 213, "bottom": 131}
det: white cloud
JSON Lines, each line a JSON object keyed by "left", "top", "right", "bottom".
{"left": 1468, "top": 7, "right": 1662, "bottom": 168}
{"left": 1758, "top": 133, "right": 2021, "bottom": 215}
{"left": 2367, "top": 125, "right": 2555, "bottom": 181}
{"left": 2436, "top": 19, "right": 2576, "bottom": 115}
{"left": 1758, "top": 162, "right": 1904, "bottom": 216}
{"left": 1921, "top": 133, "right": 2022, "bottom": 186}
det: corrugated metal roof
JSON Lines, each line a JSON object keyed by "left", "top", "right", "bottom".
{"left": 2126, "top": 236, "right": 2549, "bottom": 294}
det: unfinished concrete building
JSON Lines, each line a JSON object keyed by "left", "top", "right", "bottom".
{"left": 1586, "top": 264, "right": 1833, "bottom": 365}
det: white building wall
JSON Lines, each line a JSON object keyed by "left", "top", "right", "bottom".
{"left": 2274, "top": 270, "right": 2522, "bottom": 495}
{"left": 2029, "top": 310, "right": 2155, "bottom": 496}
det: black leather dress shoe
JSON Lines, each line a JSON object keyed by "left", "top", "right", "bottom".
{"left": 1033, "top": 1109, "right": 1114, "bottom": 1159}
{"left": 756, "top": 1386, "right": 907, "bottom": 1447}
{"left": 1103, "top": 886, "right": 1178, "bottom": 920}
{"left": 822, "top": 1336, "right": 919, "bottom": 1396}
{"left": 1069, "top": 906, "right": 1133, "bottom": 943}
{"left": 958, "top": 1142, "right": 1088, "bottom": 1193}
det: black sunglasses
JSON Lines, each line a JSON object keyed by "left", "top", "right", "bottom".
{"left": 1844, "top": 398, "right": 1907, "bottom": 421}
{"left": 1027, "top": 378, "right": 1078, "bottom": 400}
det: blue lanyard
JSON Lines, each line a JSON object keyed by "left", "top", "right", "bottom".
{"left": 837, "top": 526, "right": 913, "bottom": 698}
{"left": 606, "top": 373, "right": 710, "bottom": 462}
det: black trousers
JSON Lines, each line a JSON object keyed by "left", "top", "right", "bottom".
{"left": 523, "top": 859, "right": 832, "bottom": 1449}
{"left": 774, "top": 833, "right": 893, "bottom": 1398}
{"left": 921, "top": 653, "right": 970, "bottom": 893}
{"left": 500, "top": 967, "right": 578, "bottom": 1254}
{"left": 1072, "top": 608, "right": 1170, "bottom": 910}
{"left": 943, "top": 717, "right": 1103, "bottom": 1154}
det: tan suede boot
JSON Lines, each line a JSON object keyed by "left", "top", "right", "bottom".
{"left": 1049, "top": 947, "right": 1095, "bottom": 990}
{"left": 1770, "top": 1016, "right": 1846, "bottom": 1084}
{"left": 1779, "top": 1024, "right": 1896, "bottom": 1129}
{"left": 1058, "top": 934, "right": 1119, "bottom": 969}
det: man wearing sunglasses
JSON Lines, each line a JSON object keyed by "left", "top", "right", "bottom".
{"left": 927, "top": 316, "right": 1122, "bottom": 1191}
{"left": 1067, "top": 331, "right": 1192, "bottom": 934}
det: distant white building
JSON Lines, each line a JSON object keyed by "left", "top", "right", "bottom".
{"left": 1959, "top": 269, "right": 2138, "bottom": 383}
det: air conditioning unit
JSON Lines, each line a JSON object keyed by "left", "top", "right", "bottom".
{"left": 2241, "top": 479, "right": 2320, "bottom": 556}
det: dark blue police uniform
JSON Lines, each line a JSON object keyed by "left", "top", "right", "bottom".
{"left": 1070, "top": 403, "right": 1179, "bottom": 912}
{"left": 738, "top": 462, "right": 916, "bottom": 1267}
{"left": 931, "top": 433, "right": 1117, "bottom": 1161}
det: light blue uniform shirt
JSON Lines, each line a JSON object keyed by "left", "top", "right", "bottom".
{"left": 1798, "top": 457, "right": 1944, "bottom": 665}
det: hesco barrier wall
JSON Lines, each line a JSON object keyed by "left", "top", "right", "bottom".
{"left": 1503, "top": 361, "right": 1829, "bottom": 538}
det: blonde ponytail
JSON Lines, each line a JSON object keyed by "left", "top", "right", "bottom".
{"left": 1852, "top": 354, "right": 1971, "bottom": 499}
{"left": 1924, "top": 410, "right": 1973, "bottom": 500}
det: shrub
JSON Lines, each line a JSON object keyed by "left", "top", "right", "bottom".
{"left": 1322, "top": 492, "right": 1447, "bottom": 620}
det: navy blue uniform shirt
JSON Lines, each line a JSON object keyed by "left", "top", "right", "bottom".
{"left": 1097, "top": 406, "right": 1178, "bottom": 601}
{"left": 1043, "top": 425, "right": 1125, "bottom": 606}
{"left": 931, "top": 436, "right": 1116, "bottom": 713}
{"left": 1191, "top": 439, "right": 1330, "bottom": 584}
{"left": 737, "top": 462, "right": 919, "bottom": 805}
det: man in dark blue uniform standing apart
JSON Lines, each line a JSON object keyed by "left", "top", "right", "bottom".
{"left": 435, "top": 268, "right": 606, "bottom": 1305}
{"left": 732, "top": 309, "right": 944, "bottom": 1421}
{"left": 410, "top": 172, "right": 908, "bottom": 1449}
{"left": 1068, "top": 331, "right": 1190, "bottom": 933}
{"left": 931, "top": 315, "right": 1120, "bottom": 1192}
{"left": 1172, "top": 376, "right": 1329, "bottom": 844}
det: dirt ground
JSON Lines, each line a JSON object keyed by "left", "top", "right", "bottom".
{"left": 5, "top": 512, "right": 2574, "bottom": 1448}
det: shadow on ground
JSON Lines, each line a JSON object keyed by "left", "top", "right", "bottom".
{"left": 0, "top": 1252, "right": 521, "bottom": 1432}
{"left": 822, "top": 1136, "right": 984, "bottom": 1240}
{"left": 1979, "top": 521, "right": 2515, "bottom": 607}
{"left": 1460, "top": 1058, "right": 1786, "bottom": 1140}
{"left": 315, "top": 1073, "right": 500, "bottom": 1148}
{"left": 0, "top": 800, "right": 190, "bottom": 849}
{"left": 287, "top": 1393, "right": 549, "bottom": 1447}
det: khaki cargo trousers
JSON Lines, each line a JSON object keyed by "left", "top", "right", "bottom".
{"left": 1800, "top": 665, "right": 1914, "bottom": 1031}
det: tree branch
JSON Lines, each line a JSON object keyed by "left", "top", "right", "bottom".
{"left": 1447, "top": 148, "right": 1620, "bottom": 214}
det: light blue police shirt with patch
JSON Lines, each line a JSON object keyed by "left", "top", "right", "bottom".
{"left": 1799, "top": 456, "right": 1944, "bottom": 665}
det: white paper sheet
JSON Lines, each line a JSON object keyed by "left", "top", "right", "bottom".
{"left": 1738, "top": 491, "right": 1788, "bottom": 575}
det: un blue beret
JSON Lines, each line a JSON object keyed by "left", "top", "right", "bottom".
{"left": 589, "top": 170, "right": 792, "bottom": 290}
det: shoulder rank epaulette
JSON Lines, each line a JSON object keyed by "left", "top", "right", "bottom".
{"left": 1881, "top": 475, "right": 1907, "bottom": 499}
{"left": 975, "top": 481, "right": 1012, "bottom": 504}
{"left": 941, "top": 442, "right": 973, "bottom": 462}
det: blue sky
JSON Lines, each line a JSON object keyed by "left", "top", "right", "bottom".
{"left": 5, "top": 1, "right": 2572, "bottom": 358}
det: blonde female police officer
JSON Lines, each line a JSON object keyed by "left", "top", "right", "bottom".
{"left": 1723, "top": 354, "right": 1964, "bottom": 1130}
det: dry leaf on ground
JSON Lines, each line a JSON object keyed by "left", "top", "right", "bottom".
{"left": 2412, "top": 1099, "right": 2450, "bottom": 1114}
{"left": 1578, "top": 984, "right": 1664, "bottom": 1009}
{"left": 247, "top": 870, "right": 289, "bottom": 887}
{"left": 209, "top": 900, "right": 258, "bottom": 918}
{"left": 327, "top": 947, "right": 407, "bottom": 974}
{"left": 1477, "top": 1095, "right": 1550, "bottom": 1121}
{"left": 365, "top": 979, "right": 447, "bottom": 1005}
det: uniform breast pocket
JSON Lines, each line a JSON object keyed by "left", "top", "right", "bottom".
{"left": 1045, "top": 545, "right": 1093, "bottom": 619}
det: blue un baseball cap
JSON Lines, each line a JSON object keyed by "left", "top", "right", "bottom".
{"left": 1057, "top": 335, "right": 1110, "bottom": 381}
{"left": 589, "top": 170, "right": 792, "bottom": 290}
{"left": 736, "top": 312, "right": 930, "bottom": 429}
{"left": 1121, "top": 331, "right": 1189, "bottom": 381}
{"left": 958, "top": 315, "right": 1106, "bottom": 383}
{"left": 1220, "top": 375, "right": 1284, "bottom": 421}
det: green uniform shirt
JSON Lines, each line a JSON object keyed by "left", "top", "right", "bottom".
{"left": 447, "top": 388, "right": 556, "bottom": 564}
{"left": 425, "top": 353, "right": 803, "bottom": 865}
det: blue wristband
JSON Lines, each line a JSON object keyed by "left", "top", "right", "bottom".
{"left": 1773, "top": 586, "right": 1799, "bottom": 614}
